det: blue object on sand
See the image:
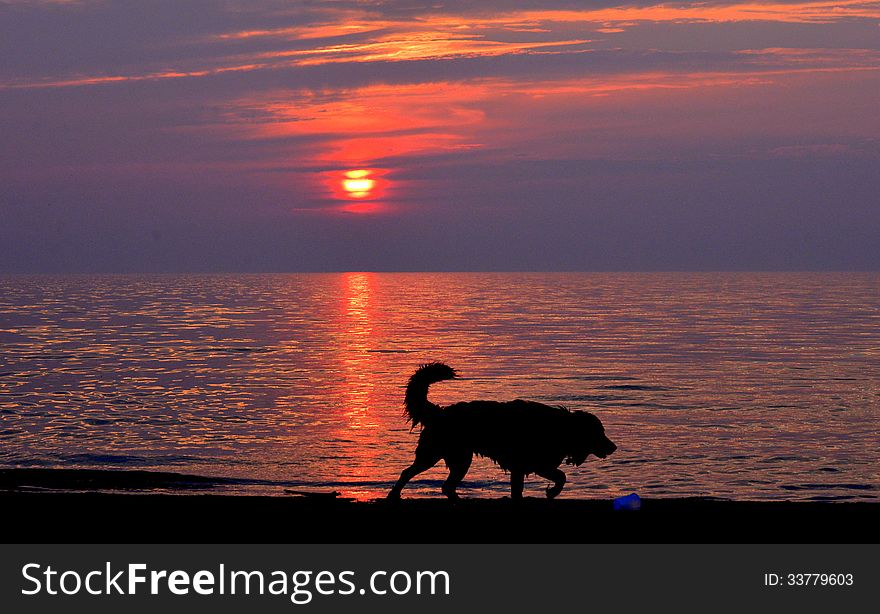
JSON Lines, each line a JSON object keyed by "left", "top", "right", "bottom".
{"left": 613, "top": 493, "right": 641, "bottom": 511}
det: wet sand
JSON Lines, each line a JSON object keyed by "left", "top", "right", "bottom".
{"left": 1, "top": 469, "right": 876, "bottom": 543}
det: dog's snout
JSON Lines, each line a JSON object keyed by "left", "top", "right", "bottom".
{"left": 599, "top": 439, "right": 617, "bottom": 458}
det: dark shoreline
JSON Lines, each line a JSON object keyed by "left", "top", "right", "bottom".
{"left": 3, "top": 490, "right": 878, "bottom": 544}
{"left": 3, "top": 468, "right": 876, "bottom": 544}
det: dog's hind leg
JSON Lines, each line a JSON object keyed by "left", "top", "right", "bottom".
{"left": 388, "top": 450, "right": 440, "bottom": 500}
{"left": 441, "top": 451, "right": 472, "bottom": 501}
{"left": 537, "top": 468, "right": 566, "bottom": 499}
{"left": 510, "top": 471, "right": 525, "bottom": 501}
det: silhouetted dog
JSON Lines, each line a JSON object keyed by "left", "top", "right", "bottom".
{"left": 388, "top": 363, "right": 617, "bottom": 500}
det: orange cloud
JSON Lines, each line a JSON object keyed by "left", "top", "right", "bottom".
{"left": 514, "top": 1, "right": 880, "bottom": 26}
{"left": 210, "top": 1, "right": 880, "bottom": 43}
{"left": 207, "top": 45, "right": 879, "bottom": 170}
{"left": 4, "top": 1, "right": 877, "bottom": 90}
{"left": 210, "top": 81, "right": 489, "bottom": 166}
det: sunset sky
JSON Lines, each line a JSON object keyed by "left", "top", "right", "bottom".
{"left": 1, "top": 0, "right": 878, "bottom": 271}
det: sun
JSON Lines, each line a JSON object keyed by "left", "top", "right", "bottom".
{"left": 324, "top": 167, "right": 389, "bottom": 212}
{"left": 342, "top": 169, "right": 375, "bottom": 199}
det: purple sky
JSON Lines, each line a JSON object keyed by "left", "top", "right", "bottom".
{"left": 1, "top": 0, "right": 879, "bottom": 272}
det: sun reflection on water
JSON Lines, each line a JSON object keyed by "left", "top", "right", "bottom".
{"left": 338, "top": 273, "right": 377, "bottom": 429}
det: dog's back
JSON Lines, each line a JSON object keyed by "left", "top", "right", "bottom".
{"left": 436, "top": 400, "right": 571, "bottom": 472}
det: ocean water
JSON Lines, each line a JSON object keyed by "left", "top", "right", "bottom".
{"left": 0, "top": 272, "right": 877, "bottom": 501}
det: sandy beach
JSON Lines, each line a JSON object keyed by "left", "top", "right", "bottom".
{"left": 2, "top": 469, "right": 876, "bottom": 544}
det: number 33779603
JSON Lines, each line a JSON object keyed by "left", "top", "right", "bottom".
{"left": 764, "top": 573, "right": 853, "bottom": 586}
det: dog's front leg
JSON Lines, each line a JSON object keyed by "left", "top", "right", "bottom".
{"left": 540, "top": 468, "right": 566, "bottom": 499}
{"left": 510, "top": 471, "right": 525, "bottom": 501}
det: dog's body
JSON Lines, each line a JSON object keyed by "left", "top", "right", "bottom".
{"left": 388, "top": 363, "right": 617, "bottom": 500}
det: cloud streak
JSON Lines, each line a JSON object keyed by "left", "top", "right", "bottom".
{"left": 2, "top": 1, "right": 878, "bottom": 89}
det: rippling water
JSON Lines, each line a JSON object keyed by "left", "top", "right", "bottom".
{"left": 0, "top": 273, "right": 877, "bottom": 501}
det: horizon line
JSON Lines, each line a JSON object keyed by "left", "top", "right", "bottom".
{"left": 2, "top": 269, "right": 879, "bottom": 276}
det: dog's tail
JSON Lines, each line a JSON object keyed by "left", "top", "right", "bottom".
{"left": 404, "top": 362, "right": 456, "bottom": 428}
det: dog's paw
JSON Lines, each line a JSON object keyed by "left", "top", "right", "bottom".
{"left": 545, "top": 485, "right": 563, "bottom": 499}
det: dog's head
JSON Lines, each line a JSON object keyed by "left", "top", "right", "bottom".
{"left": 565, "top": 411, "right": 617, "bottom": 466}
